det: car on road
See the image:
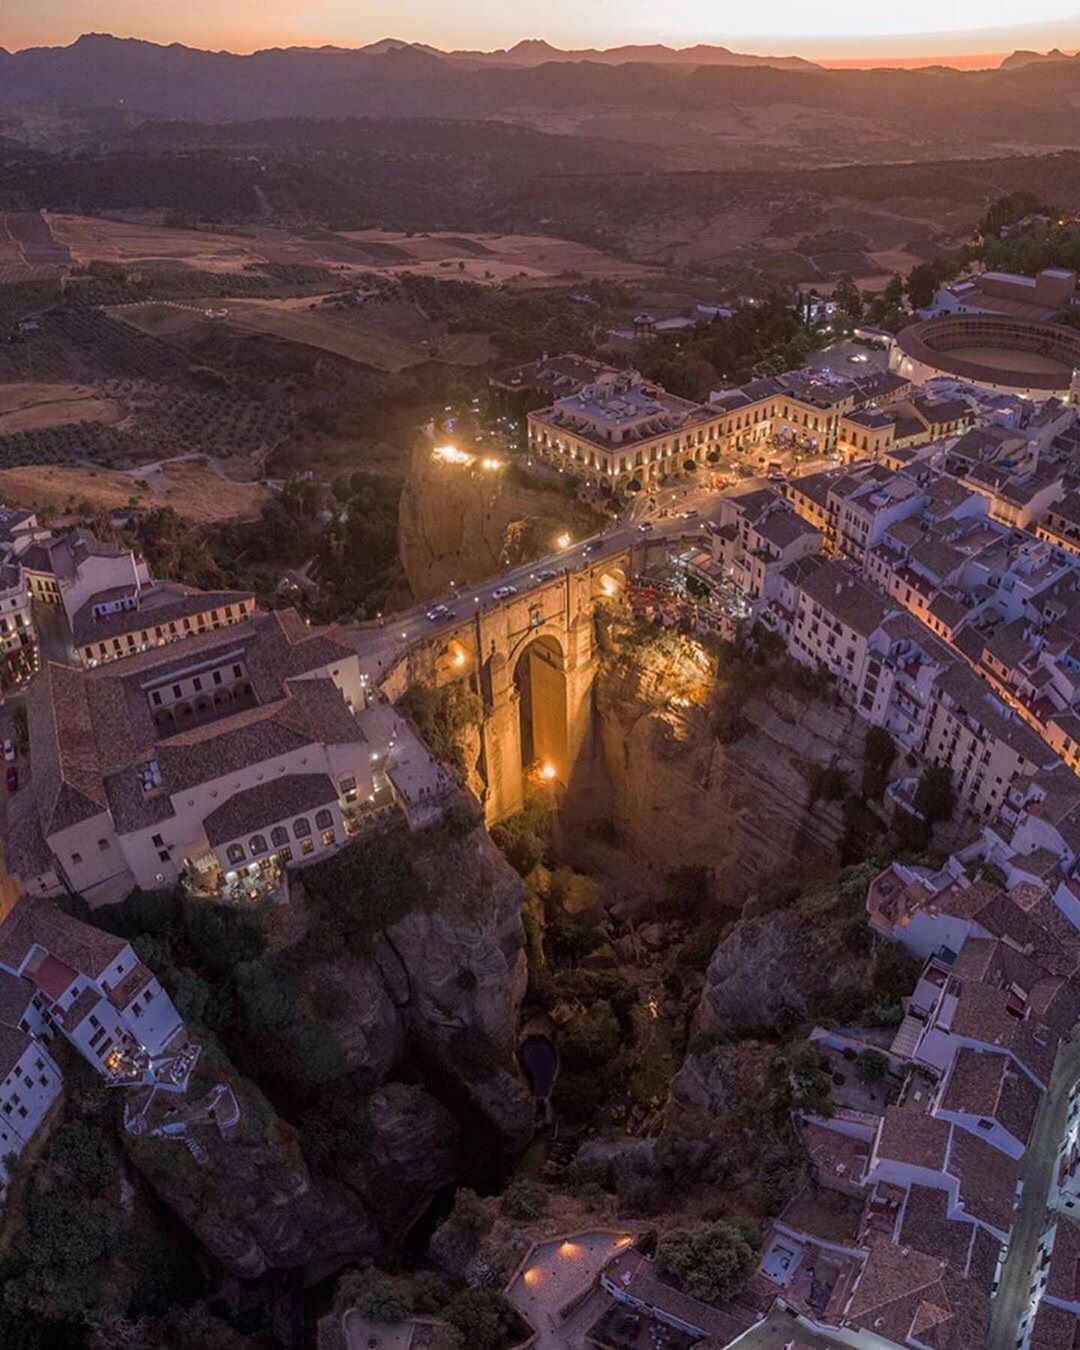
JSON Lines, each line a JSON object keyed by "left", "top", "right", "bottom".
{"left": 680, "top": 508, "right": 699, "bottom": 519}
{"left": 582, "top": 542, "right": 597, "bottom": 555}
{"left": 492, "top": 585, "right": 518, "bottom": 600}
{"left": 6, "top": 766, "right": 17, "bottom": 793}
{"left": 425, "top": 604, "right": 454, "bottom": 621}
{"left": 636, "top": 522, "right": 652, "bottom": 533}
{"left": 535, "top": 570, "right": 557, "bottom": 582}
{"left": 2, "top": 739, "right": 13, "bottom": 762}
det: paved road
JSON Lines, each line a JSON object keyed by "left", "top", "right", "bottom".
{"left": 987, "top": 1035, "right": 1080, "bottom": 1349}
{"left": 348, "top": 510, "right": 714, "bottom": 679}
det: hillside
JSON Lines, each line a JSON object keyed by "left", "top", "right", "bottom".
{"left": 2, "top": 34, "right": 1080, "bottom": 169}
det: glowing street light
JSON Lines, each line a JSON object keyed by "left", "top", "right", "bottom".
{"left": 540, "top": 762, "right": 557, "bottom": 781}
{"left": 555, "top": 532, "right": 571, "bottom": 549}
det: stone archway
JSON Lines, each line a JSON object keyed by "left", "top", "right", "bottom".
{"left": 512, "top": 634, "right": 568, "bottom": 782}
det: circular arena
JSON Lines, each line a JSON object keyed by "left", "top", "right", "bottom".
{"left": 889, "top": 313, "right": 1080, "bottom": 399}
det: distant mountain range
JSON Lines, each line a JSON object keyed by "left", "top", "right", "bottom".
{"left": 357, "top": 36, "right": 819, "bottom": 70}
{"left": 1, "top": 33, "right": 1080, "bottom": 170}
{"left": 999, "top": 48, "right": 1080, "bottom": 70}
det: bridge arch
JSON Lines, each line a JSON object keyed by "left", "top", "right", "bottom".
{"left": 512, "top": 633, "right": 568, "bottom": 784}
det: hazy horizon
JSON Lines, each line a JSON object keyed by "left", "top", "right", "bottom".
{"left": 2, "top": 2, "right": 1079, "bottom": 67}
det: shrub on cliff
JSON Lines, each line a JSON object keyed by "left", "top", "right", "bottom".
{"left": 499, "top": 1178, "right": 548, "bottom": 1220}
{"left": 655, "top": 1223, "right": 756, "bottom": 1304}
{"left": 444, "top": 1289, "right": 520, "bottom": 1350}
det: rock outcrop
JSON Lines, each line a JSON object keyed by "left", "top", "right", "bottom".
{"left": 691, "top": 869, "right": 877, "bottom": 1037}
{"left": 127, "top": 1072, "right": 381, "bottom": 1282}
{"left": 397, "top": 438, "right": 602, "bottom": 601}
{"left": 593, "top": 628, "right": 866, "bottom": 899}
{"left": 307, "top": 821, "right": 534, "bottom": 1155}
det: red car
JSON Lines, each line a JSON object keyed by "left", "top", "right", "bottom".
{"left": 5, "top": 766, "right": 17, "bottom": 793}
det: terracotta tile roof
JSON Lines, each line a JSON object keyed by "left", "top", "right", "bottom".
{"left": 876, "top": 1105, "right": 950, "bottom": 1170}
{"left": 204, "top": 773, "right": 338, "bottom": 847}
{"left": 26, "top": 662, "right": 109, "bottom": 835}
{"left": 0, "top": 969, "right": 35, "bottom": 1031}
{"left": 0, "top": 900, "right": 127, "bottom": 981}
{"left": 897, "top": 1186, "right": 977, "bottom": 1272}
{"left": 844, "top": 1232, "right": 991, "bottom": 1349}
{"left": 938, "top": 1048, "right": 1041, "bottom": 1145}
{"left": 945, "top": 1127, "right": 1019, "bottom": 1235}
{"left": 1045, "top": 1217, "right": 1080, "bottom": 1304}
{"left": 799, "top": 560, "right": 894, "bottom": 638}
{"left": 71, "top": 585, "right": 253, "bottom": 646}
{"left": 801, "top": 1120, "right": 869, "bottom": 1188}
{"left": 1029, "top": 1301, "right": 1080, "bottom": 1349}
{"left": 0, "top": 1022, "right": 33, "bottom": 1078}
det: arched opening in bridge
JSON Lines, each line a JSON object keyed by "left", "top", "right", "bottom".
{"left": 595, "top": 565, "right": 626, "bottom": 600}
{"left": 513, "top": 635, "right": 568, "bottom": 783}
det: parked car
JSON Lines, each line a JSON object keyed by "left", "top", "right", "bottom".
{"left": 492, "top": 585, "right": 518, "bottom": 600}
{"left": 6, "top": 766, "right": 17, "bottom": 793}
{"left": 535, "top": 570, "right": 557, "bottom": 582}
{"left": 2, "top": 739, "right": 13, "bottom": 762}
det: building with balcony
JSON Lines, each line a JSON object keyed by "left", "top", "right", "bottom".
{"left": 11, "top": 609, "right": 375, "bottom": 906}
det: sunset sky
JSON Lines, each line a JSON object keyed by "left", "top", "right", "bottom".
{"left": 1, "top": 0, "right": 1078, "bottom": 65}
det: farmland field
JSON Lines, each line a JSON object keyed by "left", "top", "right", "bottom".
{"left": 0, "top": 460, "right": 269, "bottom": 524}
{"left": 0, "top": 382, "right": 124, "bottom": 433}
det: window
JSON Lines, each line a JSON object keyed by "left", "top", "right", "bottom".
{"left": 301, "top": 838, "right": 315, "bottom": 856}
{"left": 213, "top": 670, "right": 222, "bottom": 685}
{"left": 277, "top": 845, "right": 293, "bottom": 863}
{"left": 249, "top": 834, "right": 268, "bottom": 856}
{"left": 97, "top": 839, "right": 109, "bottom": 852}
{"left": 152, "top": 833, "right": 163, "bottom": 847}
{"left": 151, "top": 690, "right": 162, "bottom": 706}
{"left": 158, "top": 849, "right": 170, "bottom": 863}
{"left": 977, "top": 1118, "right": 994, "bottom": 1132}
{"left": 172, "top": 685, "right": 181, "bottom": 698}
{"left": 192, "top": 677, "right": 202, "bottom": 692}
{"left": 270, "top": 826, "right": 289, "bottom": 848}
{"left": 339, "top": 775, "right": 357, "bottom": 801}
{"left": 71, "top": 852, "right": 82, "bottom": 865}
{"left": 226, "top": 843, "right": 246, "bottom": 866}
{"left": 315, "top": 808, "right": 333, "bottom": 830}
{"left": 321, "top": 829, "right": 335, "bottom": 847}
{"left": 293, "top": 817, "right": 311, "bottom": 839}
{"left": 233, "top": 664, "right": 242, "bottom": 678}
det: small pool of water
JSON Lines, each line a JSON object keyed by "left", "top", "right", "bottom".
{"left": 520, "top": 1034, "right": 558, "bottom": 1099}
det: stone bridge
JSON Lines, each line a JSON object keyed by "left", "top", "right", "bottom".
{"left": 393, "top": 539, "right": 673, "bottom": 821}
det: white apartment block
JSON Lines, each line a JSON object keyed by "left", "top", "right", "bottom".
{"left": 0, "top": 901, "right": 194, "bottom": 1094}
{"left": 10, "top": 609, "right": 376, "bottom": 906}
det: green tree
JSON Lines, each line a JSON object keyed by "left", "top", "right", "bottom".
{"left": 500, "top": 1178, "right": 548, "bottom": 1220}
{"left": 833, "top": 275, "right": 863, "bottom": 324}
{"left": 655, "top": 1223, "right": 756, "bottom": 1303}
{"left": 861, "top": 725, "right": 897, "bottom": 800}
{"left": 913, "top": 764, "right": 955, "bottom": 825}
{"left": 443, "top": 1289, "right": 518, "bottom": 1350}
{"left": 855, "top": 1049, "right": 889, "bottom": 1084}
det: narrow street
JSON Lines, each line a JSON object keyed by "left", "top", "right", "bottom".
{"left": 987, "top": 1035, "right": 1080, "bottom": 1349}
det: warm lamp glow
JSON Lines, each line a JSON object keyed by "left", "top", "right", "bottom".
{"left": 555, "top": 532, "right": 571, "bottom": 549}
{"left": 540, "top": 762, "right": 557, "bottom": 781}
{"left": 433, "top": 444, "right": 473, "bottom": 465}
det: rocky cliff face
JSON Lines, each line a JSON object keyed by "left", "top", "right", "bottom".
{"left": 127, "top": 1071, "right": 381, "bottom": 1282}
{"left": 128, "top": 821, "right": 531, "bottom": 1282}
{"left": 307, "top": 821, "right": 533, "bottom": 1154}
{"left": 592, "top": 625, "right": 867, "bottom": 900}
{"left": 397, "top": 439, "right": 601, "bottom": 601}
{"left": 690, "top": 876, "right": 877, "bottom": 1039}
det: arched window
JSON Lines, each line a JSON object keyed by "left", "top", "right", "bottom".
{"left": 270, "top": 826, "right": 289, "bottom": 848}
{"left": 249, "top": 834, "right": 268, "bottom": 856}
{"left": 226, "top": 843, "right": 245, "bottom": 866}
{"left": 293, "top": 817, "right": 311, "bottom": 839}
{"left": 315, "top": 808, "right": 334, "bottom": 830}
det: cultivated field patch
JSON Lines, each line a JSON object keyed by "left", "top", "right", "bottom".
{"left": 0, "top": 459, "right": 269, "bottom": 524}
{"left": 0, "top": 382, "right": 123, "bottom": 434}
